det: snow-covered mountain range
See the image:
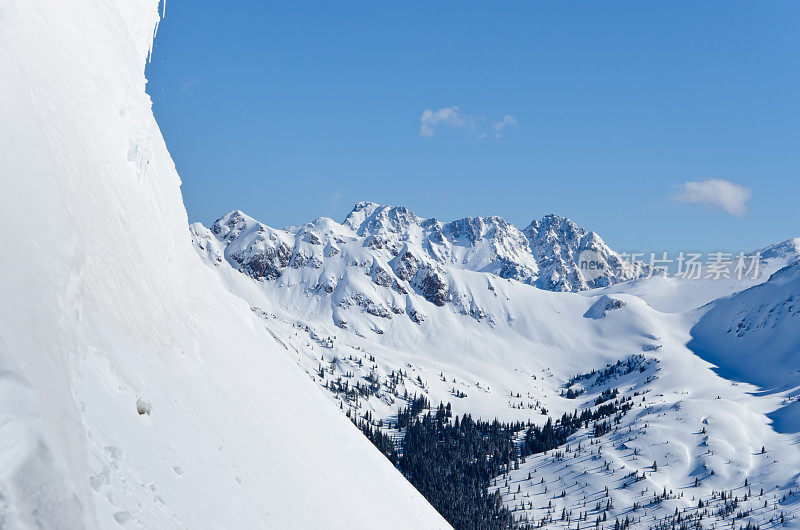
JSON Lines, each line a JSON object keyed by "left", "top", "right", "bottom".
{"left": 191, "top": 203, "right": 651, "bottom": 327}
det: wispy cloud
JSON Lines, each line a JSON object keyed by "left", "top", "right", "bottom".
{"left": 420, "top": 106, "right": 515, "bottom": 139}
{"left": 420, "top": 106, "right": 470, "bottom": 137}
{"left": 491, "top": 115, "right": 518, "bottom": 138}
{"left": 675, "top": 178, "right": 752, "bottom": 217}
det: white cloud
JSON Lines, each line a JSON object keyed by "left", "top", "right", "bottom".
{"left": 675, "top": 178, "right": 752, "bottom": 217}
{"left": 491, "top": 115, "right": 518, "bottom": 137}
{"left": 420, "top": 106, "right": 468, "bottom": 137}
{"left": 420, "top": 106, "right": 515, "bottom": 138}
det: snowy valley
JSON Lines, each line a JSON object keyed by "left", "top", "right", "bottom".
{"left": 191, "top": 205, "right": 800, "bottom": 529}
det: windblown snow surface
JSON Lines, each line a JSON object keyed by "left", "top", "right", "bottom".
{"left": 192, "top": 206, "right": 800, "bottom": 528}
{"left": 0, "top": 1, "right": 448, "bottom": 528}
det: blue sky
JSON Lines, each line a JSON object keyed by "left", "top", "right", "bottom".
{"left": 147, "top": 1, "right": 799, "bottom": 254}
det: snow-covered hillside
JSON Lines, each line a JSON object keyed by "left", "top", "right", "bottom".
{"left": 690, "top": 259, "right": 800, "bottom": 432}
{"left": 192, "top": 206, "right": 800, "bottom": 528}
{"left": 0, "top": 2, "right": 448, "bottom": 529}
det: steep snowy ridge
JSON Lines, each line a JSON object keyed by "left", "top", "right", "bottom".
{"left": 0, "top": 2, "right": 447, "bottom": 528}
{"left": 344, "top": 202, "right": 652, "bottom": 291}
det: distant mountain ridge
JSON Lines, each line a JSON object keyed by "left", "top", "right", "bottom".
{"left": 344, "top": 201, "right": 653, "bottom": 291}
{"left": 191, "top": 203, "right": 654, "bottom": 327}
{"left": 196, "top": 201, "right": 649, "bottom": 295}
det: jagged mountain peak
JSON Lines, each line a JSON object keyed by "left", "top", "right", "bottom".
{"left": 525, "top": 212, "right": 584, "bottom": 233}
{"left": 344, "top": 202, "right": 524, "bottom": 240}
{"left": 523, "top": 213, "right": 606, "bottom": 252}
{"left": 344, "top": 201, "right": 423, "bottom": 236}
{"left": 441, "top": 215, "right": 519, "bottom": 243}
{"left": 522, "top": 214, "right": 647, "bottom": 292}
{"left": 211, "top": 209, "right": 260, "bottom": 240}
{"left": 347, "top": 200, "right": 383, "bottom": 219}
{"left": 346, "top": 203, "right": 599, "bottom": 250}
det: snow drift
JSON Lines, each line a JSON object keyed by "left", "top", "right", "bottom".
{"left": 0, "top": 1, "right": 447, "bottom": 528}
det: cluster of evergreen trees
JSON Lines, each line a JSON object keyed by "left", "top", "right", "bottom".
{"left": 565, "top": 355, "right": 650, "bottom": 393}
{"left": 396, "top": 394, "right": 431, "bottom": 429}
{"left": 594, "top": 387, "right": 619, "bottom": 405}
{"left": 399, "top": 402, "right": 516, "bottom": 529}
{"left": 354, "top": 392, "right": 636, "bottom": 529}
{"left": 520, "top": 397, "right": 633, "bottom": 457}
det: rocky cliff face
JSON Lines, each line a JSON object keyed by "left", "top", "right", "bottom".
{"left": 191, "top": 203, "right": 651, "bottom": 325}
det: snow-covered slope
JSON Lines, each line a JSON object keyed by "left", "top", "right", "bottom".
{"left": 690, "top": 260, "right": 800, "bottom": 432}
{"left": 0, "top": 2, "right": 448, "bottom": 528}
